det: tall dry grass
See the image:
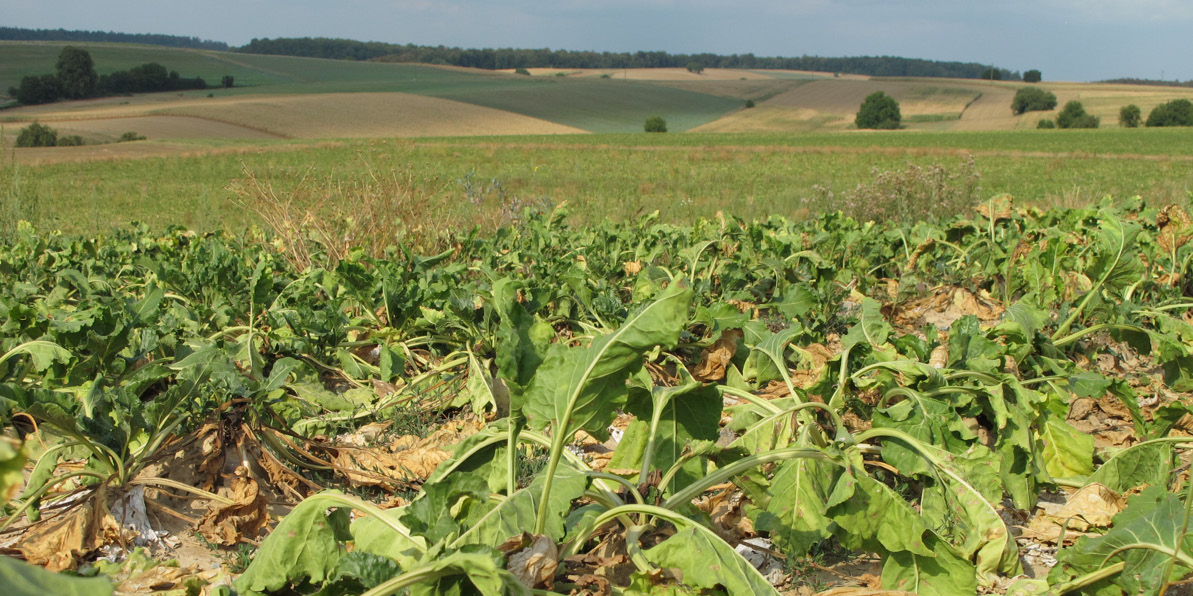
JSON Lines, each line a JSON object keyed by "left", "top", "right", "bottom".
{"left": 228, "top": 156, "right": 543, "bottom": 270}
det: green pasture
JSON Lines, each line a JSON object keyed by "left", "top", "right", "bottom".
{"left": 8, "top": 130, "right": 1192, "bottom": 235}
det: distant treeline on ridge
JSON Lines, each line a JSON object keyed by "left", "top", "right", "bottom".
{"left": 238, "top": 37, "right": 1019, "bottom": 80}
{"left": 0, "top": 27, "right": 1018, "bottom": 80}
{"left": 0, "top": 27, "right": 228, "bottom": 51}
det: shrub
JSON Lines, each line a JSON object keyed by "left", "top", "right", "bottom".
{"left": 745, "top": 99, "right": 755, "bottom": 108}
{"left": 1011, "top": 87, "right": 1058, "bottom": 114}
{"left": 1037, "top": 119, "right": 1056, "bottom": 129}
{"left": 644, "top": 116, "right": 668, "bottom": 133}
{"left": 1119, "top": 104, "right": 1142, "bottom": 128}
{"left": 1023, "top": 69, "right": 1042, "bottom": 83}
{"left": 221, "top": 74, "right": 235, "bottom": 88}
{"left": 15, "top": 122, "right": 58, "bottom": 147}
{"left": 855, "top": 91, "right": 901, "bottom": 129}
{"left": 57, "top": 135, "right": 84, "bottom": 146}
{"left": 514, "top": 68, "right": 530, "bottom": 76}
{"left": 11, "top": 74, "right": 62, "bottom": 105}
{"left": 119, "top": 132, "right": 146, "bottom": 142}
{"left": 1056, "top": 100, "right": 1099, "bottom": 128}
{"left": 1146, "top": 99, "right": 1193, "bottom": 127}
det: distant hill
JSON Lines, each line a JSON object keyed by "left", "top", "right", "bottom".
{"left": 0, "top": 27, "right": 228, "bottom": 51}
{"left": 239, "top": 37, "right": 1020, "bottom": 81}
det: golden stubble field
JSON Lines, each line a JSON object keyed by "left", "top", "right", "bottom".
{"left": 1, "top": 90, "right": 585, "bottom": 164}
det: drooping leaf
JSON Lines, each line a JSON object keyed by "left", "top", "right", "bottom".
{"left": 1040, "top": 414, "right": 1095, "bottom": 480}
{"left": 882, "top": 532, "right": 978, "bottom": 596}
{"left": 842, "top": 296, "right": 892, "bottom": 351}
{"left": 456, "top": 462, "right": 589, "bottom": 548}
{"left": 1087, "top": 441, "right": 1175, "bottom": 493}
{"left": 407, "top": 546, "right": 532, "bottom": 596}
{"left": 826, "top": 470, "right": 933, "bottom": 557}
{"left": 522, "top": 281, "right": 692, "bottom": 440}
{"left": 234, "top": 495, "right": 352, "bottom": 595}
{"left": 1048, "top": 486, "right": 1193, "bottom": 596}
{"left": 751, "top": 455, "right": 838, "bottom": 557}
{"left": 0, "top": 556, "right": 114, "bottom": 596}
{"left": 642, "top": 525, "right": 782, "bottom": 596}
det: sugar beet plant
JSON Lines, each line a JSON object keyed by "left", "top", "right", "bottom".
{"left": 3, "top": 197, "right": 1193, "bottom": 594}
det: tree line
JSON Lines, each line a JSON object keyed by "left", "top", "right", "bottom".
{"left": 7, "top": 47, "right": 219, "bottom": 105}
{"left": 0, "top": 26, "right": 228, "bottom": 50}
{"left": 237, "top": 37, "right": 1020, "bottom": 80}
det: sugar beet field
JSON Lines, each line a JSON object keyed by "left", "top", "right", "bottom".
{"left": 4, "top": 129, "right": 1193, "bottom": 595}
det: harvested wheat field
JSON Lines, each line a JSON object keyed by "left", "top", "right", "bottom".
{"left": 156, "top": 92, "right": 587, "bottom": 138}
{"left": 2, "top": 91, "right": 586, "bottom": 141}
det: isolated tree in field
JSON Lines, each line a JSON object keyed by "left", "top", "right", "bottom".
{"left": 56, "top": 46, "right": 98, "bottom": 99}
{"left": 221, "top": 75, "right": 235, "bottom": 88}
{"left": 1023, "top": 69, "right": 1042, "bottom": 83}
{"left": 644, "top": 116, "right": 668, "bottom": 133}
{"left": 1037, "top": 119, "right": 1056, "bottom": 129}
{"left": 1119, "top": 104, "right": 1142, "bottom": 128}
{"left": 1146, "top": 99, "right": 1193, "bottom": 127}
{"left": 1055, "top": 100, "right": 1099, "bottom": 128}
{"left": 15, "top": 122, "right": 59, "bottom": 147}
{"left": 855, "top": 91, "right": 901, "bottom": 129}
{"left": 1011, "top": 87, "right": 1057, "bottom": 114}
{"left": 10, "top": 74, "right": 63, "bottom": 105}
{"left": 686, "top": 61, "right": 705, "bottom": 74}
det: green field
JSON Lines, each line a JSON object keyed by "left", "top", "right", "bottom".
{"left": 7, "top": 129, "right": 1192, "bottom": 235}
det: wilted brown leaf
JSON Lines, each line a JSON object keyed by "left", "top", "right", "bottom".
{"left": 332, "top": 445, "right": 451, "bottom": 486}
{"left": 975, "top": 194, "right": 1015, "bottom": 222}
{"left": 623, "top": 261, "right": 643, "bottom": 276}
{"left": 1025, "top": 484, "right": 1125, "bottom": 542}
{"left": 1157, "top": 204, "right": 1193, "bottom": 255}
{"left": 17, "top": 498, "right": 121, "bottom": 571}
{"left": 507, "top": 534, "right": 558, "bottom": 589}
{"left": 196, "top": 466, "right": 270, "bottom": 546}
{"left": 692, "top": 329, "right": 742, "bottom": 382}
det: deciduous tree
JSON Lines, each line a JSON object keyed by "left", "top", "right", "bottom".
{"left": 1011, "top": 87, "right": 1057, "bottom": 115}
{"left": 855, "top": 91, "right": 901, "bottom": 129}
{"left": 1119, "top": 104, "right": 1142, "bottom": 128}
{"left": 55, "top": 46, "right": 97, "bottom": 99}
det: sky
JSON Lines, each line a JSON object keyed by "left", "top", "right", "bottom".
{"left": 3, "top": 0, "right": 1190, "bottom": 82}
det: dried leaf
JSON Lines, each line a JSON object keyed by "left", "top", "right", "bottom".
{"left": 975, "top": 194, "right": 1014, "bottom": 222}
{"left": 507, "top": 534, "right": 558, "bottom": 589}
{"left": 692, "top": 329, "right": 742, "bottom": 382}
{"left": 196, "top": 467, "right": 270, "bottom": 546}
{"left": 17, "top": 499, "right": 120, "bottom": 571}
{"left": 332, "top": 445, "right": 451, "bottom": 486}
{"left": 1026, "top": 484, "right": 1125, "bottom": 542}
{"left": 1157, "top": 203, "right": 1193, "bottom": 255}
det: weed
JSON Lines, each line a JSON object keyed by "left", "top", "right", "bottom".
{"left": 809, "top": 154, "right": 982, "bottom": 223}
{"left": 0, "top": 128, "right": 42, "bottom": 239}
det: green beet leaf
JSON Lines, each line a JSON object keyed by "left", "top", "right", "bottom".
{"left": 0, "top": 556, "right": 114, "bottom": 596}
{"left": 643, "top": 526, "right": 781, "bottom": 596}
{"left": 521, "top": 280, "right": 692, "bottom": 440}
{"left": 882, "top": 532, "right": 978, "bottom": 596}
{"left": 1048, "top": 486, "right": 1193, "bottom": 596}
{"left": 234, "top": 497, "right": 352, "bottom": 595}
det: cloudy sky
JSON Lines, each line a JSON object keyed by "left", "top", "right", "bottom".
{"left": 3, "top": 0, "right": 1189, "bottom": 82}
